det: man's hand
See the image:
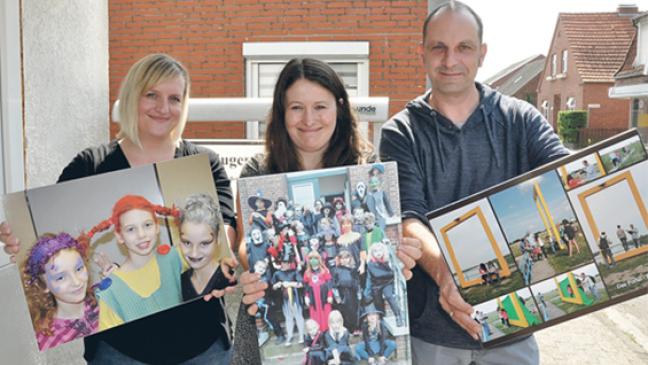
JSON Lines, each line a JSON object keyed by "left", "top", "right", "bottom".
{"left": 241, "top": 272, "right": 268, "bottom": 316}
{"left": 438, "top": 274, "right": 480, "bottom": 340}
{"left": 397, "top": 236, "right": 422, "bottom": 280}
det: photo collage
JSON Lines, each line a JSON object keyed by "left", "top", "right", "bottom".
{"left": 237, "top": 162, "right": 411, "bottom": 365}
{"left": 2, "top": 155, "right": 231, "bottom": 351}
{"left": 428, "top": 132, "right": 648, "bottom": 346}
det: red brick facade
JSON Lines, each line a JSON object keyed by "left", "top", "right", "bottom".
{"left": 537, "top": 11, "right": 634, "bottom": 132}
{"left": 109, "top": 0, "right": 428, "bottom": 139}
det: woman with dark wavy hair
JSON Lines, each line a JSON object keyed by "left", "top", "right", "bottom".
{"left": 233, "top": 58, "right": 421, "bottom": 364}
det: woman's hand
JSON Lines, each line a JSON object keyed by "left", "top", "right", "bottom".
{"left": 397, "top": 236, "right": 422, "bottom": 280}
{"left": 241, "top": 271, "right": 267, "bottom": 315}
{"left": 1, "top": 222, "right": 20, "bottom": 263}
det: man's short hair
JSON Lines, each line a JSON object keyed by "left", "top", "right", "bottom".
{"left": 422, "top": 1, "right": 484, "bottom": 42}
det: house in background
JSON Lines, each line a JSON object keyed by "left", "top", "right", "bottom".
{"left": 610, "top": 11, "right": 648, "bottom": 141}
{"left": 537, "top": 4, "right": 639, "bottom": 141}
{"left": 484, "top": 54, "right": 545, "bottom": 107}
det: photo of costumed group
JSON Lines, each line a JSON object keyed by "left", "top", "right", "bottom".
{"left": 4, "top": 155, "right": 232, "bottom": 351}
{"left": 238, "top": 162, "right": 411, "bottom": 365}
{"left": 428, "top": 133, "right": 648, "bottom": 344}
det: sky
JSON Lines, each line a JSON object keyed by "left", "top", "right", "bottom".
{"left": 568, "top": 160, "right": 648, "bottom": 253}
{"left": 490, "top": 170, "right": 576, "bottom": 241}
{"left": 452, "top": 0, "right": 648, "bottom": 82}
{"left": 430, "top": 199, "right": 511, "bottom": 273}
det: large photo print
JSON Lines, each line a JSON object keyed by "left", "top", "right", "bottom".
{"left": 3, "top": 154, "right": 232, "bottom": 351}
{"left": 426, "top": 130, "right": 648, "bottom": 348}
{"left": 238, "top": 162, "right": 411, "bottom": 365}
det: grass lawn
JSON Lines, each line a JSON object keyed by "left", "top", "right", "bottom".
{"left": 601, "top": 142, "right": 647, "bottom": 171}
{"left": 598, "top": 253, "right": 648, "bottom": 297}
{"left": 547, "top": 237, "right": 592, "bottom": 273}
{"left": 463, "top": 270, "right": 525, "bottom": 305}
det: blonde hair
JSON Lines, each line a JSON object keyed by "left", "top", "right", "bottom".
{"left": 116, "top": 53, "right": 190, "bottom": 148}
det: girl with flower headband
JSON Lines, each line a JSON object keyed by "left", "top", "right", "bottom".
{"left": 81, "top": 194, "right": 184, "bottom": 331}
{"left": 23, "top": 233, "right": 98, "bottom": 351}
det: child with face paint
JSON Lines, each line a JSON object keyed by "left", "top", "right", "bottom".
{"left": 246, "top": 227, "right": 272, "bottom": 271}
{"left": 268, "top": 222, "right": 302, "bottom": 271}
{"left": 319, "top": 202, "right": 341, "bottom": 236}
{"left": 83, "top": 195, "right": 183, "bottom": 331}
{"left": 331, "top": 249, "right": 361, "bottom": 334}
{"left": 324, "top": 310, "right": 353, "bottom": 365}
{"left": 272, "top": 198, "right": 289, "bottom": 230}
{"left": 364, "top": 242, "right": 405, "bottom": 327}
{"left": 303, "top": 319, "right": 327, "bottom": 365}
{"left": 354, "top": 304, "right": 396, "bottom": 364}
{"left": 23, "top": 233, "right": 98, "bottom": 351}
{"left": 303, "top": 251, "right": 333, "bottom": 332}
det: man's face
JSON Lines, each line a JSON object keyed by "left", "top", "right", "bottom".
{"left": 420, "top": 9, "right": 486, "bottom": 97}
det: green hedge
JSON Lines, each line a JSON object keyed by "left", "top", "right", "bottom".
{"left": 558, "top": 110, "right": 587, "bottom": 144}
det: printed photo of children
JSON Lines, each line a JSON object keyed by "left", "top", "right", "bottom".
{"left": 558, "top": 153, "right": 606, "bottom": 190}
{"left": 471, "top": 288, "right": 541, "bottom": 343}
{"left": 238, "top": 162, "right": 410, "bottom": 365}
{"left": 8, "top": 155, "right": 230, "bottom": 351}
{"left": 599, "top": 135, "right": 648, "bottom": 174}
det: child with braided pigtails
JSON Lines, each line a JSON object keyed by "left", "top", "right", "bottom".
{"left": 23, "top": 233, "right": 98, "bottom": 351}
{"left": 81, "top": 194, "right": 184, "bottom": 331}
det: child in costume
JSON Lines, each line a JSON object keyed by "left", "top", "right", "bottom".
{"left": 332, "top": 249, "right": 361, "bottom": 333}
{"left": 246, "top": 227, "right": 272, "bottom": 270}
{"left": 248, "top": 193, "right": 273, "bottom": 232}
{"left": 23, "top": 233, "right": 98, "bottom": 351}
{"left": 332, "top": 197, "right": 348, "bottom": 226}
{"left": 351, "top": 181, "right": 368, "bottom": 211}
{"left": 324, "top": 310, "right": 353, "bottom": 365}
{"left": 303, "top": 319, "right": 327, "bottom": 365}
{"left": 364, "top": 242, "right": 405, "bottom": 327}
{"left": 354, "top": 304, "right": 397, "bottom": 364}
{"left": 85, "top": 195, "right": 183, "bottom": 331}
{"left": 253, "top": 260, "right": 285, "bottom": 346}
{"left": 363, "top": 212, "right": 385, "bottom": 253}
{"left": 272, "top": 257, "right": 305, "bottom": 346}
{"left": 366, "top": 175, "right": 394, "bottom": 230}
{"left": 178, "top": 193, "right": 231, "bottom": 300}
{"left": 337, "top": 214, "right": 365, "bottom": 274}
{"left": 303, "top": 251, "right": 334, "bottom": 331}
{"left": 319, "top": 224, "right": 338, "bottom": 271}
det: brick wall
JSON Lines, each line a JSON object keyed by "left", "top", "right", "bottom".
{"left": 582, "top": 83, "right": 630, "bottom": 129}
{"left": 109, "top": 0, "right": 427, "bottom": 139}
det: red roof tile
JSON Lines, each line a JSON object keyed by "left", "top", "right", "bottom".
{"left": 559, "top": 12, "right": 636, "bottom": 82}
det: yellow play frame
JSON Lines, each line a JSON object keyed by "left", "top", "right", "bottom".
{"left": 554, "top": 272, "right": 586, "bottom": 305}
{"left": 496, "top": 293, "right": 532, "bottom": 328}
{"left": 440, "top": 206, "right": 511, "bottom": 288}
{"left": 577, "top": 171, "right": 648, "bottom": 262}
{"left": 533, "top": 182, "right": 565, "bottom": 250}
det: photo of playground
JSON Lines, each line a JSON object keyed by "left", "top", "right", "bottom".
{"left": 472, "top": 288, "right": 541, "bottom": 343}
{"left": 489, "top": 170, "right": 593, "bottom": 287}
{"left": 568, "top": 160, "right": 648, "bottom": 298}
{"left": 599, "top": 134, "right": 648, "bottom": 174}
{"left": 429, "top": 199, "right": 525, "bottom": 305}
{"left": 237, "top": 163, "right": 411, "bottom": 365}
{"left": 529, "top": 263, "right": 609, "bottom": 324}
{"left": 558, "top": 152, "right": 606, "bottom": 190}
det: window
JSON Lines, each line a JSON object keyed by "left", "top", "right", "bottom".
{"left": 551, "top": 54, "right": 557, "bottom": 76}
{"left": 562, "top": 49, "right": 568, "bottom": 74}
{"left": 243, "top": 42, "right": 369, "bottom": 139}
{"left": 541, "top": 100, "right": 549, "bottom": 120}
{"left": 566, "top": 97, "right": 576, "bottom": 110}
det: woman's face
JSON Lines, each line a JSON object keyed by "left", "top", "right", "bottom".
{"left": 43, "top": 249, "right": 89, "bottom": 305}
{"left": 180, "top": 221, "right": 218, "bottom": 271}
{"left": 116, "top": 208, "right": 159, "bottom": 258}
{"left": 341, "top": 220, "right": 352, "bottom": 234}
{"left": 284, "top": 79, "right": 337, "bottom": 158}
{"left": 138, "top": 76, "right": 185, "bottom": 142}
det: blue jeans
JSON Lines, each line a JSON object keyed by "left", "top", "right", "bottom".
{"left": 90, "top": 339, "right": 231, "bottom": 365}
{"left": 355, "top": 339, "right": 397, "bottom": 360}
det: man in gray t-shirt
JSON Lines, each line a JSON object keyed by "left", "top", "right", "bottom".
{"left": 380, "top": 2, "right": 568, "bottom": 364}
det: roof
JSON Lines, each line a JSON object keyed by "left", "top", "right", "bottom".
{"left": 615, "top": 33, "right": 644, "bottom": 79}
{"left": 559, "top": 12, "right": 636, "bottom": 82}
{"left": 484, "top": 54, "right": 544, "bottom": 86}
{"left": 496, "top": 57, "right": 546, "bottom": 96}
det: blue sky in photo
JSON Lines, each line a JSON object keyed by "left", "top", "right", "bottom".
{"left": 490, "top": 170, "right": 576, "bottom": 242}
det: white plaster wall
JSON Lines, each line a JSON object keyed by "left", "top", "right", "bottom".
{"left": 0, "top": 1, "right": 108, "bottom": 364}
{"left": 22, "top": 0, "right": 109, "bottom": 189}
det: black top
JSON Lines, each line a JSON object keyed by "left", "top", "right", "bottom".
{"left": 57, "top": 140, "right": 235, "bottom": 363}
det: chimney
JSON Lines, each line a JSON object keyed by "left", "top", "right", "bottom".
{"left": 618, "top": 4, "right": 639, "bottom": 16}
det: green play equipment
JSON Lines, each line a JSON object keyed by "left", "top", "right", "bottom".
{"left": 554, "top": 272, "right": 594, "bottom": 306}
{"left": 497, "top": 293, "right": 540, "bottom": 328}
